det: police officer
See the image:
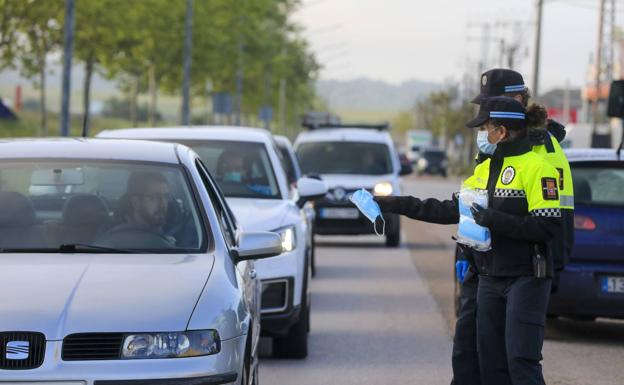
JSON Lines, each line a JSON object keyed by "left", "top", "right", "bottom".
{"left": 451, "top": 68, "right": 575, "bottom": 385}
{"left": 375, "top": 97, "right": 561, "bottom": 385}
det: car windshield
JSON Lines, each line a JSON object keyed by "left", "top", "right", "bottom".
{"left": 181, "top": 140, "right": 281, "bottom": 199}
{"left": 572, "top": 162, "right": 624, "bottom": 206}
{"left": 0, "top": 160, "right": 207, "bottom": 253}
{"left": 297, "top": 141, "right": 392, "bottom": 175}
{"left": 423, "top": 150, "right": 446, "bottom": 162}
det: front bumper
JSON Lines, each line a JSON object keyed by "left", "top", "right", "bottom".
{"left": 548, "top": 263, "right": 624, "bottom": 319}
{"left": 0, "top": 335, "right": 245, "bottom": 385}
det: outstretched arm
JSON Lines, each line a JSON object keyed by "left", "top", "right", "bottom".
{"left": 374, "top": 193, "right": 459, "bottom": 225}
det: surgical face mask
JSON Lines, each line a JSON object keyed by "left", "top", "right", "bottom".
{"left": 349, "top": 189, "right": 385, "bottom": 236}
{"left": 223, "top": 172, "right": 243, "bottom": 183}
{"left": 477, "top": 130, "right": 497, "bottom": 155}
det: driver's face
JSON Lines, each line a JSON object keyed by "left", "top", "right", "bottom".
{"left": 133, "top": 182, "right": 169, "bottom": 227}
{"left": 223, "top": 156, "right": 244, "bottom": 173}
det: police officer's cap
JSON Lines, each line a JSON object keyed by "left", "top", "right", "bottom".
{"left": 471, "top": 69, "right": 526, "bottom": 104}
{"left": 466, "top": 96, "right": 526, "bottom": 128}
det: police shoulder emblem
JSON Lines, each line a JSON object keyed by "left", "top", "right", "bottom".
{"left": 500, "top": 166, "right": 515, "bottom": 185}
{"left": 541, "top": 177, "right": 559, "bottom": 200}
{"left": 481, "top": 74, "right": 488, "bottom": 86}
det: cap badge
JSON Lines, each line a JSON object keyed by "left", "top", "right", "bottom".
{"left": 481, "top": 74, "right": 488, "bottom": 86}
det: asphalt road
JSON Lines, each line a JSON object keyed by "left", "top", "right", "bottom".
{"left": 260, "top": 176, "right": 624, "bottom": 385}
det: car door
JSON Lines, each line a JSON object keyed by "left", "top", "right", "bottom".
{"left": 196, "top": 159, "right": 261, "bottom": 342}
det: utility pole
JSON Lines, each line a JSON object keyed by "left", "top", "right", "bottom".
{"left": 531, "top": 0, "right": 543, "bottom": 98}
{"left": 60, "top": 0, "right": 75, "bottom": 137}
{"left": 181, "top": 0, "right": 193, "bottom": 126}
{"left": 235, "top": 38, "right": 243, "bottom": 126}
{"left": 592, "top": 0, "right": 606, "bottom": 139}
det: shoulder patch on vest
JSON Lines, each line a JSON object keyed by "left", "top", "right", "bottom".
{"left": 500, "top": 166, "right": 516, "bottom": 185}
{"left": 541, "top": 177, "right": 559, "bottom": 201}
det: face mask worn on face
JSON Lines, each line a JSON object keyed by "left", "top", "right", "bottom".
{"left": 223, "top": 172, "right": 243, "bottom": 183}
{"left": 477, "top": 129, "right": 497, "bottom": 155}
{"left": 349, "top": 188, "right": 385, "bottom": 236}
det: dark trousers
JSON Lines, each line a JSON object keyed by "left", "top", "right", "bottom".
{"left": 477, "top": 275, "right": 551, "bottom": 385}
{"left": 450, "top": 269, "right": 480, "bottom": 385}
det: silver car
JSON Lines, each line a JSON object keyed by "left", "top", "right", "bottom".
{"left": 0, "top": 139, "right": 281, "bottom": 385}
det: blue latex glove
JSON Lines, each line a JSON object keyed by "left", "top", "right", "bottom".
{"left": 455, "top": 260, "right": 470, "bottom": 283}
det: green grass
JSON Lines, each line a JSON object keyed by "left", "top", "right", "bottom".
{"left": 0, "top": 111, "right": 179, "bottom": 138}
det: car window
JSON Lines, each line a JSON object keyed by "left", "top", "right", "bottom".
{"left": 179, "top": 140, "right": 281, "bottom": 199}
{"left": 0, "top": 160, "right": 207, "bottom": 253}
{"left": 572, "top": 162, "right": 624, "bottom": 207}
{"left": 276, "top": 143, "right": 298, "bottom": 185}
{"left": 297, "top": 141, "right": 392, "bottom": 175}
{"left": 196, "top": 159, "right": 237, "bottom": 247}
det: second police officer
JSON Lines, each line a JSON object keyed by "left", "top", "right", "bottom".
{"left": 375, "top": 96, "right": 562, "bottom": 385}
{"left": 451, "top": 68, "right": 575, "bottom": 385}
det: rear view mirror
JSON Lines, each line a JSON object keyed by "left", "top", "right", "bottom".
{"left": 31, "top": 168, "right": 85, "bottom": 186}
{"left": 296, "top": 177, "right": 328, "bottom": 207}
{"left": 233, "top": 231, "right": 282, "bottom": 262}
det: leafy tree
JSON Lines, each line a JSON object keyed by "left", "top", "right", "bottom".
{"left": 15, "top": 0, "right": 63, "bottom": 135}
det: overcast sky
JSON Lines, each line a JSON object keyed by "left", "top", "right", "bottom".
{"left": 294, "top": 0, "right": 616, "bottom": 91}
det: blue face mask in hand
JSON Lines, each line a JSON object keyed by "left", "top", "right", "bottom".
{"left": 477, "top": 130, "right": 497, "bottom": 155}
{"left": 349, "top": 189, "right": 385, "bottom": 236}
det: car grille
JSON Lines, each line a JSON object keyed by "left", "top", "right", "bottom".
{"left": 0, "top": 331, "right": 46, "bottom": 370}
{"left": 62, "top": 333, "right": 124, "bottom": 361}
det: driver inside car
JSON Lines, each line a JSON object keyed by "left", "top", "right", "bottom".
{"left": 217, "top": 150, "right": 272, "bottom": 196}
{"left": 102, "top": 171, "right": 177, "bottom": 249}
{"left": 125, "top": 171, "right": 170, "bottom": 231}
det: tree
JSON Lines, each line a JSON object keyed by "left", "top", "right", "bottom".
{"left": 74, "top": 0, "right": 123, "bottom": 134}
{"left": 0, "top": 0, "right": 29, "bottom": 69}
{"left": 15, "top": 0, "right": 63, "bottom": 135}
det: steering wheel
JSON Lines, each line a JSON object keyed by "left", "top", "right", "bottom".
{"left": 97, "top": 224, "right": 174, "bottom": 250}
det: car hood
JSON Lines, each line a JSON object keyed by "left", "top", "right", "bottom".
{"left": 226, "top": 198, "right": 291, "bottom": 231}
{"left": 0, "top": 253, "right": 214, "bottom": 340}
{"left": 319, "top": 174, "right": 395, "bottom": 190}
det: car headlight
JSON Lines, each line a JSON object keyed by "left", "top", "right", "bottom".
{"left": 273, "top": 225, "right": 297, "bottom": 252}
{"left": 373, "top": 182, "right": 393, "bottom": 196}
{"left": 121, "top": 330, "right": 220, "bottom": 359}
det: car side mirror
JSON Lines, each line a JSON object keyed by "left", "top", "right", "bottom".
{"left": 232, "top": 232, "right": 282, "bottom": 262}
{"left": 399, "top": 163, "right": 413, "bottom": 176}
{"left": 296, "top": 177, "right": 328, "bottom": 208}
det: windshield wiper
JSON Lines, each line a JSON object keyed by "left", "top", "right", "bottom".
{"left": 58, "top": 244, "right": 135, "bottom": 253}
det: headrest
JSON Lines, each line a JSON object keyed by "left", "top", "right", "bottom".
{"left": 0, "top": 191, "right": 36, "bottom": 226}
{"left": 63, "top": 194, "right": 110, "bottom": 226}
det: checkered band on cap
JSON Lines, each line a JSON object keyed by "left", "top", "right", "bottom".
{"left": 493, "top": 189, "right": 526, "bottom": 198}
{"left": 531, "top": 208, "right": 561, "bottom": 217}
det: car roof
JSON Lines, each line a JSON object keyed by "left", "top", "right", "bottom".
{"left": 295, "top": 128, "right": 393, "bottom": 145}
{"left": 0, "top": 138, "right": 181, "bottom": 163}
{"left": 273, "top": 135, "right": 292, "bottom": 147}
{"left": 565, "top": 148, "right": 624, "bottom": 162}
{"left": 98, "top": 126, "right": 273, "bottom": 144}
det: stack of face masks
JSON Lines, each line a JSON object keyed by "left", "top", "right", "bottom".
{"left": 457, "top": 188, "right": 492, "bottom": 252}
{"left": 349, "top": 189, "right": 385, "bottom": 237}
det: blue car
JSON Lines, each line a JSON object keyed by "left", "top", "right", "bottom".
{"left": 548, "top": 148, "right": 624, "bottom": 320}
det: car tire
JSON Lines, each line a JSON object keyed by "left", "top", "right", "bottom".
{"left": 273, "top": 271, "right": 309, "bottom": 359}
